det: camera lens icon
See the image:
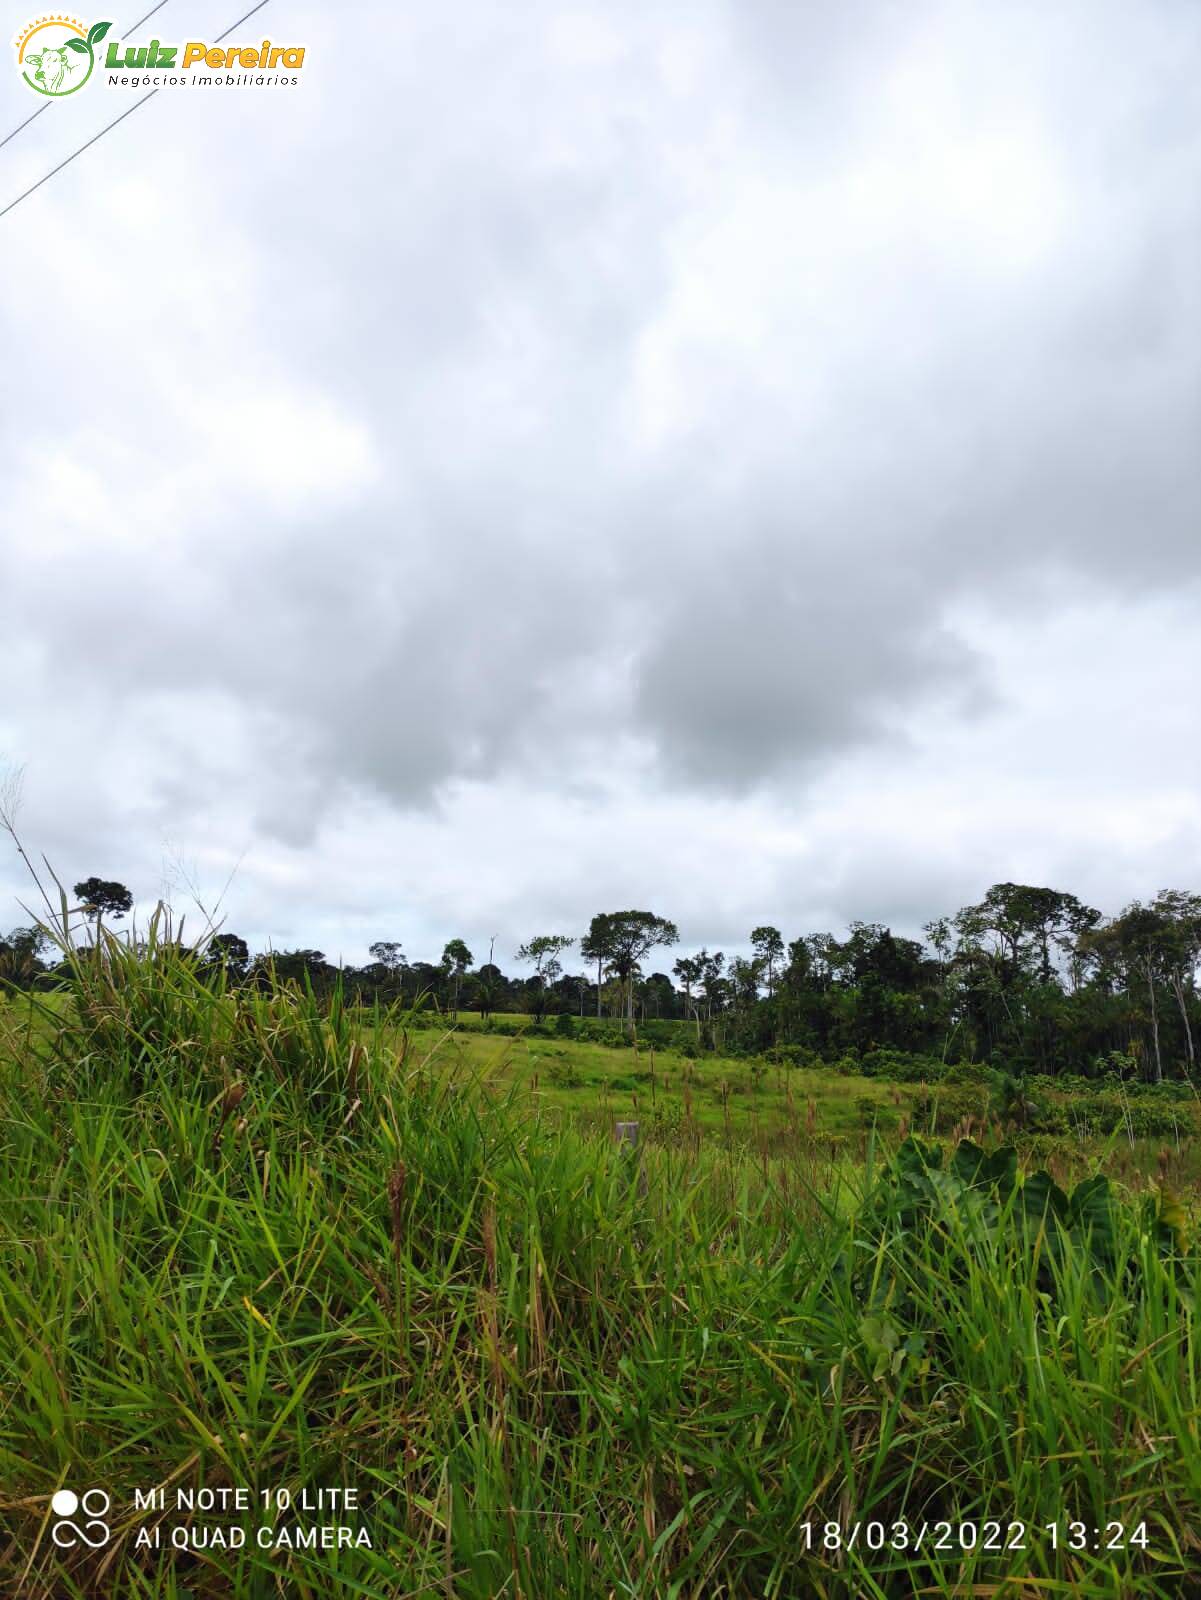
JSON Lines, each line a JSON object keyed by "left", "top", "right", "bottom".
{"left": 51, "top": 1488, "right": 111, "bottom": 1548}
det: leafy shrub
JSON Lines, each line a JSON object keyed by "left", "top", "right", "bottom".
{"left": 1069, "top": 1094, "right": 1191, "bottom": 1139}
{"left": 859, "top": 1048, "right": 945, "bottom": 1082}
{"left": 870, "top": 1137, "right": 1191, "bottom": 1294}
{"left": 764, "top": 1043, "right": 817, "bottom": 1068}
{"left": 939, "top": 1060, "right": 992, "bottom": 1086}
{"left": 1092, "top": 1050, "right": 1142, "bottom": 1080}
{"left": 854, "top": 1095, "right": 898, "bottom": 1130}
{"left": 637, "top": 1021, "right": 680, "bottom": 1048}
{"left": 830, "top": 1054, "right": 862, "bottom": 1076}
{"left": 911, "top": 1085, "right": 988, "bottom": 1133}
{"left": 546, "top": 1060, "right": 584, "bottom": 1088}
{"left": 1027, "top": 1103, "right": 1071, "bottom": 1134}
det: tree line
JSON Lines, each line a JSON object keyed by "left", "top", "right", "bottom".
{"left": 2, "top": 880, "right": 1200, "bottom": 1081}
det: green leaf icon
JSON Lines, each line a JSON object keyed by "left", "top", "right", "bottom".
{"left": 87, "top": 21, "right": 112, "bottom": 46}
{"left": 65, "top": 37, "right": 89, "bottom": 53}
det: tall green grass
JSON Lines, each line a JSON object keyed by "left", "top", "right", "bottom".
{"left": 0, "top": 922, "right": 1198, "bottom": 1597}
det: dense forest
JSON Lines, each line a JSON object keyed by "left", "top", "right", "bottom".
{"left": 3, "top": 880, "right": 1200, "bottom": 1082}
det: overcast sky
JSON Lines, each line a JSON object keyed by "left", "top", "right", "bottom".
{"left": 2, "top": 0, "right": 1199, "bottom": 969}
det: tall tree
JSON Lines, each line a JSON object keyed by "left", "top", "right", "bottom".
{"left": 253, "top": 949, "right": 333, "bottom": 990}
{"left": 516, "top": 935, "right": 573, "bottom": 1022}
{"left": 474, "top": 962, "right": 503, "bottom": 1020}
{"left": 73, "top": 877, "right": 132, "bottom": 923}
{"left": 597, "top": 911, "right": 678, "bottom": 1031}
{"left": 441, "top": 939, "right": 473, "bottom": 1017}
{"left": 672, "top": 953, "right": 705, "bottom": 1039}
{"left": 750, "top": 926, "right": 784, "bottom": 995}
{"left": 206, "top": 932, "right": 249, "bottom": 977}
{"left": 729, "top": 956, "right": 762, "bottom": 1009}
{"left": 367, "top": 940, "right": 407, "bottom": 1000}
{"left": 580, "top": 914, "right": 616, "bottom": 1018}
{"left": 0, "top": 925, "right": 46, "bottom": 987}
{"left": 1151, "top": 890, "right": 1201, "bottom": 1073}
{"left": 700, "top": 949, "right": 726, "bottom": 1020}
{"left": 972, "top": 883, "right": 1100, "bottom": 984}
{"left": 1081, "top": 906, "right": 1172, "bottom": 1082}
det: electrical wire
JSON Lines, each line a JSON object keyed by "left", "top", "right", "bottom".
{"left": 0, "top": 0, "right": 273, "bottom": 222}
{"left": 0, "top": 0, "right": 174, "bottom": 153}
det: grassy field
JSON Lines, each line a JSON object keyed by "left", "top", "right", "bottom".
{"left": 1, "top": 941, "right": 1200, "bottom": 1597}
{"left": 394, "top": 1009, "right": 1201, "bottom": 1192}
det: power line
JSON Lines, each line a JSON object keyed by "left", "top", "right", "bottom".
{"left": 0, "top": 0, "right": 272, "bottom": 223}
{"left": 0, "top": 0, "right": 174, "bottom": 153}
{"left": 0, "top": 104, "right": 49, "bottom": 156}
{"left": 0, "top": 92, "right": 158, "bottom": 219}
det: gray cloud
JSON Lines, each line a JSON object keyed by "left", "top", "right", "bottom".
{"left": 1, "top": 0, "right": 1199, "bottom": 956}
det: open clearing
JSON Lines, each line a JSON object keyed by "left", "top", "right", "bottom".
{"left": 1, "top": 957, "right": 1199, "bottom": 1598}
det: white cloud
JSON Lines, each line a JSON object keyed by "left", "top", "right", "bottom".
{"left": 1, "top": 0, "right": 1198, "bottom": 964}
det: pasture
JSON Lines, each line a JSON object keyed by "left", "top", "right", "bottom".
{"left": 0, "top": 947, "right": 1199, "bottom": 1597}
{"left": 395, "top": 1008, "right": 1201, "bottom": 1191}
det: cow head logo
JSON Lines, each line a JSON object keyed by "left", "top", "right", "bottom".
{"left": 50, "top": 1489, "right": 112, "bottom": 1549}
{"left": 15, "top": 17, "right": 111, "bottom": 96}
